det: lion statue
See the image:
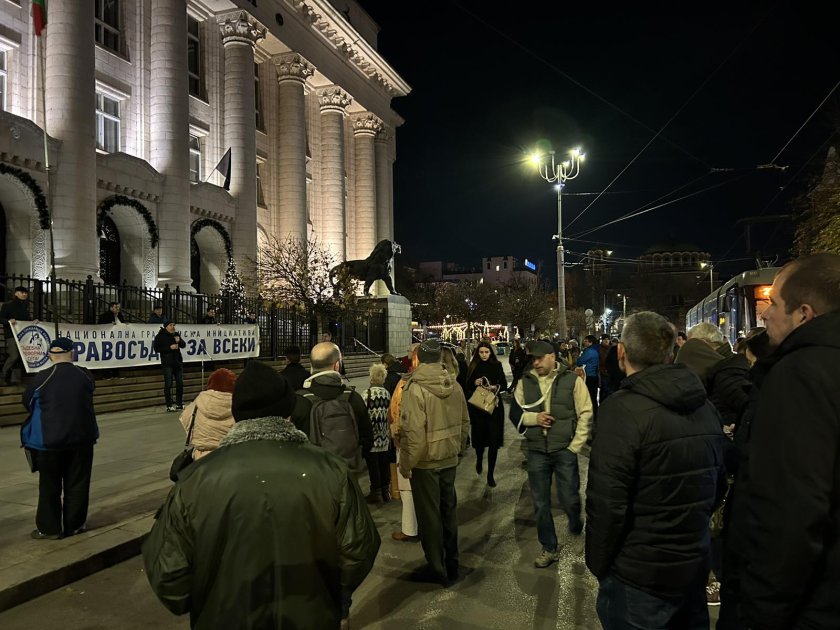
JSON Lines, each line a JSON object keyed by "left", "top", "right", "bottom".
{"left": 330, "top": 239, "right": 401, "bottom": 296}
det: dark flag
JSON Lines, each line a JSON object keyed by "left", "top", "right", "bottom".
{"left": 210, "top": 148, "right": 232, "bottom": 191}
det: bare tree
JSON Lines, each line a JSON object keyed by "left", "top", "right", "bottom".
{"left": 256, "top": 235, "right": 360, "bottom": 329}
{"left": 497, "top": 277, "right": 553, "bottom": 337}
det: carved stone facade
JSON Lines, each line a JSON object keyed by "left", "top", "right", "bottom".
{"left": 0, "top": 0, "right": 409, "bottom": 291}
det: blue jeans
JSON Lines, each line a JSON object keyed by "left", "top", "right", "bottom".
{"left": 527, "top": 448, "right": 581, "bottom": 552}
{"left": 596, "top": 574, "right": 709, "bottom": 630}
{"left": 162, "top": 365, "right": 183, "bottom": 407}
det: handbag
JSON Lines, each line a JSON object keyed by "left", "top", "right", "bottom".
{"left": 169, "top": 407, "right": 197, "bottom": 482}
{"left": 468, "top": 377, "right": 500, "bottom": 414}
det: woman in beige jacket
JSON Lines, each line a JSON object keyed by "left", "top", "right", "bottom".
{"left": 179, "top": 368, "right": 236, "bottom": 460}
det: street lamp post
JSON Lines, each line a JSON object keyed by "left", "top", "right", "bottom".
{"left": 700, "top": 261, "right": 715, "bottom": 294}
{"left": 617, "top": 293, "right": 628, "bottom": 322}
{"left": 531, "top": 147, "right": 585, "bottom": 339}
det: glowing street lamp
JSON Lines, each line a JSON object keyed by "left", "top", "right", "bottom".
{"left": 530, "top": 147, "right": 585, "bottom": 339}
{"left": 700, "top": 261, "right": 715, "bottom": 293}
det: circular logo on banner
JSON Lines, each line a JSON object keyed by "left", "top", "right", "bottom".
{"left": 17, "top": 325, "right": 51, "bottom": 369}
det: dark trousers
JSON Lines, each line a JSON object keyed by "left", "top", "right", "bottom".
{"left": 597, "top": 573, "right": 709, "bottom": 630}
{"left": 163, "top": 365, "right": 184, "bottom": 406}
{"left": 717, "top": 545, "right": 746, "bottom": 629}
{"left": 527, "top": 448, "right": 581, "bottom": 552}
{"left": 2, "top": 336, "right": 21, "bottom": 382}
{"left": 585, "top": 375, "right": 599, "bottom": 416}
{"left": 599, "top": 374, "right": 612, "bottom": 404}
{"left": 411, "top": 466, "right": 459, "bottom": 578}
{"left": 365, "top": 450, "right": 391, "bottom": 493}
{"left": 35, "top": 445, "right": 94, "bottom": 536}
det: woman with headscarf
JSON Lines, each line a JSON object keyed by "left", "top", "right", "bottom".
{"left": 464, "top": 341, "right": 507, "bottom": 487}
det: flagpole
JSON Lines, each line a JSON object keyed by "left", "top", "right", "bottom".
{"left": 37, "top": 18, "right": 58, "bottom": 338}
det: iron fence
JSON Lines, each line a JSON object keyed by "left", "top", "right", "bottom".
{"left": 1, "top": 275, "right": 387, "bottom": 358}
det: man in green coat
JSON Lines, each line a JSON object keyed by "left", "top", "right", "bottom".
{"left": 143, "top": 360, "right": 380, "bottom": 630}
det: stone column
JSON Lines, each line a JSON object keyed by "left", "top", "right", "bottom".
{"left": 218, "top": 11, "right": 266, "bottom": 277}
{"left": 150, "top": 0, "right": 193, "bottom": 290}
{"left": 317, "top": 86, "right": 351, "bottom": 262}
{"left": 273, "top": 52, "right": 313, "bottom": 245}
{"left": 375, "top": 127, "right": 394, "bottom": 242}
{"left": 44, "top": 0, "right": 97, "bottom": 280}
{"left": 351, "top": 113, "right": 382, "bottom": 260}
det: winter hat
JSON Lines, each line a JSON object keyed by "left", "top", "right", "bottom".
{"left": 49, "top": 337, "right": 74, "bottom": 354}
{"left": 207, "top": 368, "right": 237, "bottom": 393}
{"left": 231, "top": 361, "right": 297, "bottom": 422}
{"left": 417, "top": 339, "right": 442, "bottom": 363}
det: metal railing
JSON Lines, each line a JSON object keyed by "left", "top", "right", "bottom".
{"left": 1, "top": 274, "right": 388, "bottom": 358}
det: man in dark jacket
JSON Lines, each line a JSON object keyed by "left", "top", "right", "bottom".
{"left": 290, "top": 342, "right": 373, "bottom": 472}
{"left": 143, "top": 361, "right": 380, "bottom": 630}
{"left": 153, "top": 320, "right": 186, "bottom": 412}
{"left": 148, "top": 303, "right": 165, "bottom": 324}
{"left": 511, "top": 340, "right": 593, "bottom": 569}
{"left": 280, "top": 345, "right": 308, "bottom": 392}
{"left": 1, "top": 285, "right": 32, "bottom": 384}
{"left": 21, "top": 337, "right": 98, "bottom": 539}
{"left": 585, "top": 311, "right": 727, "bottom": 629}
{"left": 97, "top": 301, "right": 125, "bottom": 324}
{"left": 381, "top": 352, "right": 406, "bottom": 396}
{"left": 576, "top": 335, "right": 600, "bottom": 414}
{"left": 738, "top": 254, "right": 840, "bottom": 630}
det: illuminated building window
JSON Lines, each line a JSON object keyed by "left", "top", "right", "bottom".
{"left": 255, "top": 63, "right": 264, "bottom": 130}
{"left": 95, "top": 92, "right": 121, "bottom": 153}
{"left": 95, "top": 0, "right": 122, "bottom": 54}
{"left": 0, "top": 51, "right": 7, "bottom": 111}
{"left": 256, "top": 162, "right": 266, "bottom": 206}
{"left": 187, "top": 16, "right": 203, "bottom": 98}
{"left": 189, "top": 135, "right": 202, "bottom": 183}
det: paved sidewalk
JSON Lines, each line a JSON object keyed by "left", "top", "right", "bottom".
{"left": 0, "top": 373, "right": 372, "bottom": 611}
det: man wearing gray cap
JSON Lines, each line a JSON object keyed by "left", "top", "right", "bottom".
{"left": 398, "top": 339, "right": 470, "bottom": 584}
{"left": 21, "top": 337, "right": 98, "bottom": 539}
{"left": 511, "top": 339, "right": 593, "bottom": 568}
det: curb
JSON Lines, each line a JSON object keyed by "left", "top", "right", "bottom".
{"left": 0, "top": 514, "right": 154, "bottom": 613}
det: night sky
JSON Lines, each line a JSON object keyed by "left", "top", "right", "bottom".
{"left": 359, "top": 2, "right": 838, "bottom": 283}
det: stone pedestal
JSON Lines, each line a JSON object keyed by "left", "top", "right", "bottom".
{"left": 369, "top": 294, "right": 412, "bottom": 356}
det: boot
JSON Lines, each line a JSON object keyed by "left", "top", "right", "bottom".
{"left": 381, "top": 485, "right": 391, "bottom": 503}
{"left": 365, "top": 490, "right": 383, "bottom": 505}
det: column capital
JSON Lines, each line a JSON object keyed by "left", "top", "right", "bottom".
{"left": 273, "top": 52, "right": 314, "bottom": 84}
{"left": 217, "top": 11, "right": 266, "bottom": 47}
{"left": 351, "top": 112, "right": 383, "bottom": 136}
{"left": 317, "top": 86, "right": 352, "bottom": 113}
{"left": 375, "top": 124, "right": 392, "bottom": 144}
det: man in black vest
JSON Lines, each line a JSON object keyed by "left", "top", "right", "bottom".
{"left": 511, "top": 340, "right": 593, "bottom": 569}
{"left": 1, "top": 286, "right": 32, "bottom": 385}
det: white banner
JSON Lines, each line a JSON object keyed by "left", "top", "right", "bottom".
{"left": 11, "top": 322, "right": 260, "bottom": 373}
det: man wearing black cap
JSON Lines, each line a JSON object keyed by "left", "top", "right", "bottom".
{"left": 1, "top": 285, "right": 33, "bottom": 385}
{"left": 511, "top": 339, "right": 593, "bottom": 569}
{"left": 143, "top": 360, "right": 380, "bottom": 630}
{"left": 398, "top": 339, "right": 470, "bottom": 584}
{"left": 21, "top": 337, "right": 98, "bottom": 540}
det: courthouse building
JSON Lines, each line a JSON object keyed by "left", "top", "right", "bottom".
{"left": 0, "top": 0, "right": 409, "bottom": 294}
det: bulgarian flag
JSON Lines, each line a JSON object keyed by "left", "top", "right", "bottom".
{"left": 32, "top": 0, "right": 47, "bottom": 37}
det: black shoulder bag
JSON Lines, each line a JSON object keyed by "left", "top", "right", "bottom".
{"left": 169, "top": 407, "right": 197, "bottom": 482}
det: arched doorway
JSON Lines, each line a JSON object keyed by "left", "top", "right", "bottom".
{"left": 0, "top": 166, "right": 50, "bottom": 279}
{"left": 190, "top": 219, "right": 230, "bottom": 295}
{"left": 99, "top": 215, "right": 121, "bottom": 285}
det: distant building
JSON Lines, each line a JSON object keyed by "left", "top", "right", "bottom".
{"left": 417, "top": 256, "right": 538, "bottom": 286}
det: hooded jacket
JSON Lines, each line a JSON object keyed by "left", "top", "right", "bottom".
{"left": 585, "top": 363, "right": 727, "bottom": 598}
{"left": 179, "top": 390, "right": 235, "bottom": 459}
{"left": 143, "top": 416, "right": 380, "bottom": 630}
{"left": 398, "top": 362, "right": 470, "bottom": 474}
{"left": 740, "top": 311, "right": 840, "bottom": 630}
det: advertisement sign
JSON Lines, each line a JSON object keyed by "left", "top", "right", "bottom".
{"left": 11, "top": 322, "right": 260, "bottom": 373}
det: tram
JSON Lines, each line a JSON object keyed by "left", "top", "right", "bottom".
{"left": 685, "top": 267, "right": 778, "bottom": 346}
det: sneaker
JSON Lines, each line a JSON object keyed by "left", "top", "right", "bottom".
{"left": 534, "top": 548, "right": 560, "bottom": 568}
{"left": 175, "top": 404, "right": 185, "bottom": 410}
{"left": 30, "top": 529, "right": 61, "bottom": 540}
{"left": 166, "top": 405, "right": 178, "bottom": 412}
{"left": 706, "top": 581, "right": 721, "bottom": 606}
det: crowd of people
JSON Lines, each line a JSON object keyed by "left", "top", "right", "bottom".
{"left": 12, "top": 252, "right": 840, "bottom": 629}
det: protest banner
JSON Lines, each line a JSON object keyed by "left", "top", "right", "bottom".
{"left": 10, "top": 322, "right": 259, "bottom": 373}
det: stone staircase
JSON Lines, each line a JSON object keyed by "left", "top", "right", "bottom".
{"left": 0, "top": 352, "right": 380, "bottom": 428}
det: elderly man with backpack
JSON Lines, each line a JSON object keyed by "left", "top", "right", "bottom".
{"left": 290, "top": 342, "right": 373, "bottom": 475}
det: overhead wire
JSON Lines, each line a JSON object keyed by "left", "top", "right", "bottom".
{"left": 770, "top": 78, "right": 840, "bottom": 164}
{"left": 448, "top": 0, "right": 711, "bottom": 170}
{"left": 564, "top": 15, "right": 768, "bottom": 232}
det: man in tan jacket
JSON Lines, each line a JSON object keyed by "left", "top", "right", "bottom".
{"left": 398, "top": 339, "right": 469, "bottom": 585}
